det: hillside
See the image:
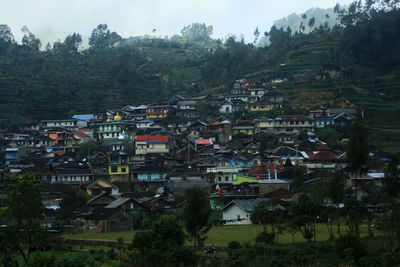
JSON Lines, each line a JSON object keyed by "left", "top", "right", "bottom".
{"left": 0, "top": 5, "right": 400, "bottom": 151}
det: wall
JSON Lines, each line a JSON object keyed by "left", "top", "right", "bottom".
{"left": 222, "top": 204, "right": 252, "bottom": 224}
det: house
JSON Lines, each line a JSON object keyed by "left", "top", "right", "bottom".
{"left": 254, "top": 118, "right": 274, "bottom": 133}
{"left": 146, "top": 104, "right": 176, "bottom": 120}
{"left": 176, "top": 100, "right": 196, "bottom": 110}
{"left": 222, "top": 199, "right": 284, "bottom": 224}
{"left": 97, "top": 117, "right": 134, "bottom": 140}
{"left": 207, "top": 167, "right": 238, "bottom": 184}
{"left": 274, "top": 115, "right": 314, "bottom": 134}
{"left": 87, "top": 193, "right": 117, "bottom": 210}
{"left": 41, "top": 119, "right": 79, "bottom": 130}
{"left": 232, "top": 120, "right": 255, "bottom": 136}
{"left": 136, "top": 119, "right": 154, "bottom": 129}
{"left": 133, "top": 165, "right": 168, "bottom": 181}
{"left": 186, "top": 120, "right": 208, "bottom": 139}
{"left": 248, "top": 88, "right": 269, "bottom": 103}
{"left": 224, "top": 94, "right": 249, "bottom": 102}
{"left": 121, "top": 105, "right": 147, "bottom": 121}
{"left": 249, "top": 101, "right": 280, "bottom": 112}
{"left": 167, "top": 171, "right": 209, "bottom": 192}
{"left": 219, "top": 100, "right": 234, "bottom": 113}
{"left": 83, "top": 178, "right": 120, "bottom": 197}
{"left": 108, "top": 152, "right": 129, "bottom": 175}
{"left": 84, "top": 200, "right": 145, "bottom": 233}
{"left": 44, "top": 127, "right": 78, "bottom": 148}
{"left": 208, "top": 117, "right": 232, "bottom": 143}
{"left": 135, "top": 135, "right": 169, "bottom": 155}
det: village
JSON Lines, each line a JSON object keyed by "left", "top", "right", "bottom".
{"left": 0, "top": 78, "right": 389, "bottom": 233}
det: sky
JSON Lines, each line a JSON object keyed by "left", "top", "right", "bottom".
{"left": 1, "top": 0, "right": 354, "bottom": 46}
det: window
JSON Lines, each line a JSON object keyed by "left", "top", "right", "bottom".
{"left": 111, "top": 166, "right": 118, "bottom": 173}
{"left": 225, "top": 176, "right": 229, "bottom": 181}
{"left": 121, "top": 168, "right": 126, "bottom": 173}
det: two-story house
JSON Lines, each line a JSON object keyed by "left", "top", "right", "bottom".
{"left": 135, "top": 135, "right": 169, "bottom": 155}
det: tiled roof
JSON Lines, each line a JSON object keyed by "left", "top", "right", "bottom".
{"left": 195, "top": 139, "right": 212, "bottom": 145}
{"left": 316, "top": 143, "right": 331, "bottom": 151}
{"left": 249, "top": 163, "right": 282, "bottom": 175}
{"left": 136, "top": 135, "right": 168, "bottom": 142}
{"left": 276, "top": 115, "right": 312, "bottom": 121}
{"left": 74, "top": 131, "right": 90, "bottom": 138}
{"left": 263, "top": 188, "right": 296, "bottom": 198}
{"left": 311, "top": 151, "right": 337, "bottom": 160}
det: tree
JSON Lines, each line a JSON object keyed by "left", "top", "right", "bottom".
{"left": 0, "top": 24, "right": 14, "bottom": 43}
{"left": 347, "top": 119, "right": 368, "bottom": 182}
{"left": 327, "top": 172, "right": 346, "bottom": 236}
{"left": 63, "top": 33, "right": 82, "bottom": 53}
{"left": 183, "top": 187, "right": 211, "bottom": 248}
{"left": 57, "top": 190, "right": 88, "bottom": 226}
{"left": 21, "top": 26, "right": 41, "bottom": 50}
{"left": 151, "top": 215, "right": 185, "bottom": 251}
{"left": 0, "top": 174, "right": 48, "bottom": 264}
{"left": 381, "top": 155, "right": 400, "bottom": 246}
{"left": 253, "top": 27, "right": 260, "bottom": 44}
{"left": 89, "top": 24, "right": 121, "bottom": 48}
{"left": 181, "top": 23, "right": 213, "bottom": 43}
{"left": 292, "top": 166, "right": 306, "bottom": 190}
{"left": 251, "top": 199, "right": 285, "bottom": 243}
{"left": 308, "top": 17, "right": 316, "bottom": 28}
{"left": 343, "top": 198, "right": 366, "bottom": 237}
{"left": 290, "top": 194, "right": 320, "bottom": 242}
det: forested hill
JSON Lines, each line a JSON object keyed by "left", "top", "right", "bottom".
{"left": 0, "top": 1, "right": 399, "bottom": 130}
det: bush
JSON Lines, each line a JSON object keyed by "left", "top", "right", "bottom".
{"left": 255, "top": 231, "right": 275, "bottom": 245}
{"left": 166, "top": 246, "right": 197, "bottom": 266}
{"left": 334, "top": 233, "right": 367, "bottom": 263}
{"left": 228, "top": 241, "right": 242, "bottom": 250}
{"left": 28, "top": 252, "right": 57, "bottom": 267}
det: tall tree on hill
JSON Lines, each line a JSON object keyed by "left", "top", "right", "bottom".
{"left": 21, "top": 26, "right": 41, "bottom": 50}
{"left": 89, "top": 24, "right": 121, "bottom": 48}
{"left": 0, "top": 24, "right": 14, "bottom": 44}
{"left": 181, "top": 23, "right": 213, "bottom": 43}
{"left": 183, "top": 187, "right": 211, "bottom": 248}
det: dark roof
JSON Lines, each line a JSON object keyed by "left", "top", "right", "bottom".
{"left": 223, "top": 199, "right": 285, "bottom": 212}
{"left": 133, "top": 165, "right": 167, "bottom": 173}
{"left": 48, "top": 184, "right": 76, "bottom": 193}
{"left": 87, "top": 193, "right": 116, "bottom": 204}
{"left": 85, "top": 207, "right": 118, "bottom": 220}
{"left": 263, "top": 188, "right": 296, "bottom": 199}
{"left": 105, "top": 198, "right": 132, "bottom": 208}
{"left": 316, "top": 144, "right": 331, "bottom": 151}
{"left": 311, "top": 151, "right": 337, "bottom": 160}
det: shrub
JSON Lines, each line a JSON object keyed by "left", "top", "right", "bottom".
{"left": 255, "top": 231, "right": 275, "bottom": 245}
{"left": 28, "top": 252, "right": 57, "bottom": 267}
{"left": 334, "top": 233, "right": 367, "bottom": 263}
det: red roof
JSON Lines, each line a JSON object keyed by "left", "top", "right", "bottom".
{"left": 311, "top": 151, "right": 337, "bottom": 160}
{"left": 277, "top": 115, "right": 311, "bottom": 121}
{"left": 74, "top": 131, "right": 90, "bottom": 138}
{"left": 195, "top": 139, "right": 212, "bottom": 145}
{"left": 316, "top": 144, "right": 331, "bottom": 151}
{"left": 249, "top": 163, "right": 282, "bottom": 175}
{"left": 136, "top": 135, "right": 168, "bottom": 142}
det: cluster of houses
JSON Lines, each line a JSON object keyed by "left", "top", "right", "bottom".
{"left": 0, "top": 78, "right": 390, "bottom": 232}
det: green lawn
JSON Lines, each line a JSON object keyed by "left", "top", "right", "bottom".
{"left": 63, "top": 223, "right": 376, "bottom": 247}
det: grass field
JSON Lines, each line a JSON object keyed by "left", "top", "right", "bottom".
{"left": 63, "top": 223, "right": 376, "bottom": 247}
